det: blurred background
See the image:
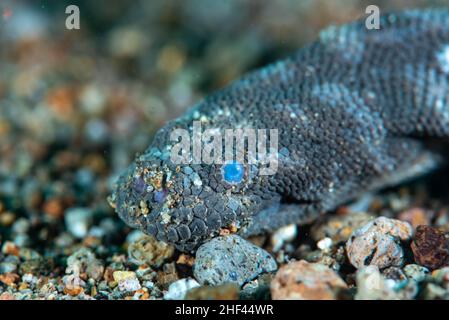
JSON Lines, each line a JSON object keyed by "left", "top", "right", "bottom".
{"left": 0, "top": 0, "right": 448, "bottom": 299}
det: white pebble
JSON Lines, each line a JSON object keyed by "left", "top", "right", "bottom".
{"left": 118, "top": 278, "right": 141, "bottom": 292}
{"left": 22, "top": 273, "right": 38, "bottom": 285}
{"left": 64, "top": 208, "right": 93, "bottom": 239}
{"left": 317, "top": 237, "right": 333, "bottom": 251}
{"left": 271, "top": 224, "right": 297, "bottom": 252}
{"left": 164, "top": 278, "right": 200, "bottom": 300}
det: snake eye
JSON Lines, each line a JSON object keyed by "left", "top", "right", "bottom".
{"left": 222, "top": 161, "right": 245, "bottom": 184}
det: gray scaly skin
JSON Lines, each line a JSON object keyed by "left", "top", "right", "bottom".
{"left": 111, "top": 9, "right": 449, "bottom": 252}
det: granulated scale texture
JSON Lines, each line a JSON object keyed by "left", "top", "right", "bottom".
{"left": 112, "top": 9, "right": 449, "bottom": 251}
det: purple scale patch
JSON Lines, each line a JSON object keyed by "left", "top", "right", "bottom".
{"left": 154, "top": 189, "right": 168, "bottom": 204}
{"left": 132, "top": 176, "right": 146, "bottom": 194}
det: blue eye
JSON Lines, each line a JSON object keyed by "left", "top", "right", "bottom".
{"left": 222, "top": 161, "right": 245, "bottom": 184}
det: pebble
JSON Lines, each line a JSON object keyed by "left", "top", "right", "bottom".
{"left": 423, "top": 283, "right": 449, "bottom": 299}
{"left": 11, "top": 218, "right": 30, "bottom": 234}
{"left": 66, "top": 248, "right": 104, "bottom": 281}
{"left": 435, "top": 209, "right": 449, "bottom": 232}
{"left": 156, "top": 262, "right": 179, "bottom": 290}
{"left": 240, "top": 273, "right": 273, "bottom": 300}
{"left": 19, "top": 247, "right": 41, "bottom": 261}
{"left": 270, "top": 260, "right": 347, "bottom": 300}
{"left": 64, "top": 208, "right": 93, "bottom": 239}
{"left": 311, "top": 212, "right": 374, "bottom": 243}
{"left": 398, "top": 208, "right": 431, "bottom": 229}
{"left": 108, "top": 27, "right": 148, "bottom": 58}
{"left": 0, "top": 256, "right": 19, "bottom": 274}
{"left": 431, "top": 267, "right": 449, "bottom": 284}
{"left": 22, "top": 273, "right": 38, "bottom": 286}
{"left": 113, "top": 270, "right": 136, "bottom": 283}
{"left": 411, "top": 225, "right": 449, "bottom": 270}
{"left": 382, "top": 267, "right": 407, "bottom": 282}
{"left": 0, "top": 273, "right": 20, "bottom": 286}
{"left": 403, "top": 264, "right": 430, "bottom": 282}
{"left": 355, "top": 265, "right": 418, "bottom": 300}
{"left": 2, "top": 241, "right": 19, "bottom": 256}
{"left": 270, "top": 224, "right": 297, "bottom": 252}
{"left": 186, "top": 283, "right": 240, "bottom": 300}
{"left": 127, "top": 233, "right": 174, "bottom": 268}
{"left": 19, "top": 257, "right": 50, "bottom": 275}
{"left": 317, "top": 237, "right": 333, "bottom": 251}
{"left": 422, "top": 267, "right": 449, "bottom": 299}
{"left": 193, "top": 235, "right": 277, "bottom": 286}
{"left": 355, "top": 266, "right": 391, "bottom": 300}
{"left": 113, "top": 271, "right": 141, "bottom": 292}
{"left": 164, "top": 278, "right": 200, "bottom": 300}
{"left": 346, "top": 217, "right": 413, "bottom": 269}
{"left": 0, "top": 211, "right": 16, "bottom": 227}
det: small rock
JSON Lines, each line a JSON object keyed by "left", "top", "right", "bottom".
{"left": 39, "top": 282, "right": 58, "bottom": 296}
{"left": 0, "top": 211, "right": 15, "bottom": 227}
{"left": 19, "top": 257, "right": 51, "bottom": 275}
{"left": 186, "top": 283, "right": 240, "bottom": 300}
{"left": 193, "top": 235, "right": 277, "bottom": 286}
{"left": 113, "top": 271, "right": 141, "bottom": 292}
{"left": 355, "top": 266, "right": 390, "bottom": 300}
{"left": 113, "top": 270, "right": 135, "bottom": 282}
{"left": 176, "top": 254, "right": 195, "bottom": 267}
{"left": 435, "top": 209, "right": 449, "bottom": 232}
{"left": 0, "top": 273, "right": 20, "bottom": 286}
{"left": 128, "top": 234, "right": 174, "bottom": 268}
{"left": 11, "top": 218, "right": 30, "bottom": 234}
{"left": 270, "top": 224, "right": 297, "bottom": 252}
{"left": 22, "top": 273, "right": 38, "bottom": 286}
{"left": 2, "top": 241, "right": 19, "bottom": 256}
{"left": 311, "top": 212, "right": 374, "bottom": 243}
{"left": 0, "top": 256, "right": 19, "bottom": 274}
{"left": 0, "top": 262, "right": 17, "bottom": 274}
{"left": 300, "top": 245, "right": 347, "bottom": 272}
{"left": 431, "top": 266, "right": 449, "bottom": 283}
{"left": 355, "top": 265, "right": 418, "bottom": 300}
{"left": 18, "top": 247, "right": 40, "bottom": 261}
{"left": 422, "top": 267, "right": 449, "bottom": 299}
{"left": 317, "top": 237, "right": 333, "bottom": 251}
{"left": 108, "top": 27, "right": 148, "bottom": 58}
{"left": 0, "top": 292, "right": 15, "bottom": 300}
{"left": 156, "top": 262, "right": 179, "bottom": 290}
{"left": 398, "top": 208, "right": 431, "bottom": 229}
{"left": 411, "top": 225, "right": 449, "bottom": 270}
{"left": 403, "top": 264, "right": 430, "bottom": 282}
{"left": 240, "top": 273, "right": 273, "bottom": 300}
{"left": 66, "top": 248, "right": 104, "bottom": 281}
{"left": 422, "top": 283, "right": 449, "bottom": 299}
{"left": 382, "top": 267, "right": 407, "bottom": 282}
{"left": 64, "top": 208, "right": 93, "bottom": 239}
{"left": 346, "top": 217, "right": 413, "bottom": 269}
{"left": 164, "top": 278, "right": 200, "bottom": 300}
{"left": 270, "top": 260, "right": 347, "bottom": 300}
{"left": 63, "top": 285, "right": 84, "bottom": 296}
